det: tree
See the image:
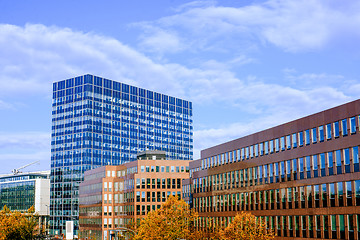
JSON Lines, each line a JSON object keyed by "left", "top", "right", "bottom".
{"left": 220, "top": 212, "right": 275, "bottom": 240}
{"left": 0, "top": 205, "right": 39, "bottom": 240}
{"left": 133, "top": 195, "right": 198, "bottom": 240}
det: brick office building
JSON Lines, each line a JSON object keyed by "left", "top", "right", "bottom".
{"left": 190, "top": 99, "right": 360, "bottom": 239}
{"left": 79, "top": 151, "right": 190, "bottom": 240}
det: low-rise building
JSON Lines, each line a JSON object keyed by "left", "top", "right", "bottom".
{"left": 0, "top": 171, "right": 50, "bottom": 231}
{"left": 79, "top": 151, "right": 190, "bottom": 240}
{"left": 190, "top": 99, "right": 360, "bottom": 239}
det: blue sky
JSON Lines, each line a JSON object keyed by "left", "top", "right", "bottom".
{"left": 0, "top": 0, "right": 360, "bottom": 174}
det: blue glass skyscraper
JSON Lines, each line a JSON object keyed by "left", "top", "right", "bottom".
{"left": 50, "top": 74, "right": 193, "bottom": 235}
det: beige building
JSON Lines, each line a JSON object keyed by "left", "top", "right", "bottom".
{"left": 79, "top": 151, "right": 190, "bottom": 240}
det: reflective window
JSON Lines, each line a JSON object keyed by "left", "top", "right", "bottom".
{"left": 298, "top": 131, "right": 304, "bottom": 147}
{"left": 320, "top": 153, "right": 326, "bottom": 169}
{"left": 275, "top": 139, "right": 280, "bottom": 152}
{"left": 350, "top": 117, "right": 356, "bottom": 134}
{"left": 286, "top": 135, "right": 291, "bottom": 149}
{"left": 334, "top": 121, "right": 340, "bottom": 138}
{"left": 353, "top": 147, "right": 359, "bottom": 163}
{"left": 264, "top": 142, "right": 269, "bottom": 155}
{"left": 313, "top": 155, "right": 318, "bottom": 170}
{"left": 270, "top": 140, "right": 274, "bottom": 153}
{"left": 305, "top": 130, "right": 310, "bottom": 145}
{"left": 326, "top": 123, "right": 332, "bottom": 140}
{"left": 259, "top": 143, "right": 264, "bottom": 156}
{"left": 312, "top": 127, "right": 317, "bottom": 143}
{"left": 280, "top": 137, "right": 285, "bottom": 151}
{"left": 299, "top": 158, "right": 304, "bottom": 172}
{"left": 336, "top": 150, "right": 342, "bottom": 167}
{"left": 292, "top": 133, "right": 297, "bottom": 148}
{"left": 328, "top": 152, "right": 333, "bottom": 168}
{"left": 319, "top": 125, "right": 324, "bottom": 142}
{"left": 344, "top": 148, "right": 350, "bottom": 165}
{"left": 342, "top": 119, "right": 348, "bottom": 136}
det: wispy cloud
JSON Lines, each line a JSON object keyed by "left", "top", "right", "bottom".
{"left": 134, "top": 0, "right": 360, "bottom": 54}
{"left": 0, "top": 132, "right": 50, "bottom": 174}
{"left": 0, "top": 131, "right": 50, "bottom": 149}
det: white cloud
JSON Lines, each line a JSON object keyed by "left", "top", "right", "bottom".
{"left": 0, "top": 99, "right": 14, "bottom": 110}
{"left": 0, "top": 24, "right": 183, "bottom": 97}
{"left": 0, "top": 131, "right": 50, "bottom": 149}
{"left": 0, "top": 22, "right": 358, "bottom": 161}
{"left": 0, "top": 151, "right": 50, "bottom": 174}
{"left": 0, "top": 131, "right": 50, "bottom": 174}
{"left": 135, "top": 0, "right": 360, "bottom": 53}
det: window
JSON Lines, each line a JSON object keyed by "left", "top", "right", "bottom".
{"left": 342, "top": 119, "right": 348, "bottom": 136}
{"left": 305, "top": 130, "right": 310, "bottom": 145}
{"left": 320, "top": 153, "right": 326, "bottom": 176}
{"left": 326, "top": 123, "right": 332, "bottom": 140}
{"left": 298, "top": 132, "right": 304, "bottom": 147}
{"left": 250, "top": 147, "right": 254, "bottom": 158}
{"left": 328, "top": 152, "right": 334, "bottom": 176}
{"left": 330, "top": 183, "right": 335, "bottom": 206}
{"left": 313, "top": 155, "right": 318, "bottom": 177}
{"left": 334, "top": 121, "right": 340, "bottom": 138}
{"left": 275, "top": 139, "right": 280, "bottom": 152}
{"left": 269, "top": 140, "right": 274, "bottom": 153}
{"left": 280, "top": 137, "right": 285, "bottom": 151}
{"left": 259, "top": 143, "right": 264, "bottom": 156}
{"left": 292, "top": 133, "right": 297, "bottom": 148}
{"left": 265, "top": 142, "right": 269, "bottom": 155}
{"left": 312, "top": 127, "right": 317, "bottom": 143}
{"left": 319, "top": 126, "right": 324, "bottom": 142}
{"left": 344, "top": 148, "right": 350, "bottom": 173}
{"left": 350, "top": 117, "right": 356, "bottom": 134}
{"left": 354, "top": 147, "right": 359, "bottom": 172}
{"left": 336, "top": 150, "right": 342, "bottom": 174}
{"left": 286, "top": 135, "right": 291, "bottom": 149}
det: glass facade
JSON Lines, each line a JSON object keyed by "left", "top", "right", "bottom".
{"left": 50, "top": 74, "right": 193, "bottom": 235}
{"left": 0, "top": 173, "right": 49, "bottom": 212}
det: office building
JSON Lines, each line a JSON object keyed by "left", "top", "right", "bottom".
{"left": 79, "top": 151, "right": 190, "bottom": 240}
{"left": 51, "top": 74, "right": 193, "bottom": 235}
{"left": 0, "top": 171, "right": 50, "bottom": 231}
{"left": 190, "top": 99, "right": 360, "bottom": 239}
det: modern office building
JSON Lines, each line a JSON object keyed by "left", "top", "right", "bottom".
{"left": 0, "top": 171, "right": 50, "bottom": 231}
{"left": 79, "top": 150, "right": 190, "bottom": 240}
{"left": 51, "top": 74, "right": 193, "bottom": 235}
{"left": 190, "top": 99, "right": 360, "bottom": 239}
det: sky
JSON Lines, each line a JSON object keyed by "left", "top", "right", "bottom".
{"left": 0, "top": 0, "right": 360, "bottom": 174}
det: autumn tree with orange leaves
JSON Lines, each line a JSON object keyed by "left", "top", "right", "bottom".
{"left": 220, "top": 211, "right": 275, "bottom": 240}
{"left": 0, "top": 205, "right": 39, "bottom": 240}
{"left": 133, "top": 195, "right": 198, "bottom": 240}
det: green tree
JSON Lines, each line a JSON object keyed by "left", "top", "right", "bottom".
{"left": 133, "top": 195, "right": 198, "bottom": 240}
{"left": 220, "top": 212, "right": 275, "bottom": 240}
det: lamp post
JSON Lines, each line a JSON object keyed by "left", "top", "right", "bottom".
{"left": 45, "top": 204, "right": 49, "bottom": 236}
